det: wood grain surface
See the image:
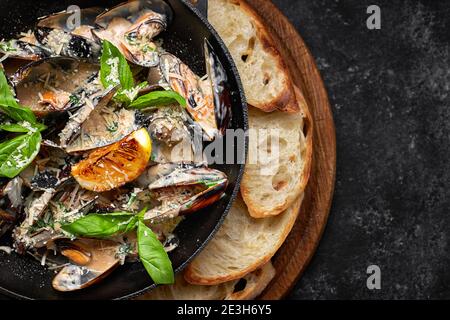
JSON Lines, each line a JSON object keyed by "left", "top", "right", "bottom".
{"left": 238, "top": 0, "right": 337, "bottom": 300}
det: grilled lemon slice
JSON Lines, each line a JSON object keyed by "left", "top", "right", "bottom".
{"left": 72, "top": 128, "right": 152, "bottom": 192}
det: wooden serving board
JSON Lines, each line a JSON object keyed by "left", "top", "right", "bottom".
{"left": 239, "top": 0, "right": 337, "bottom": 300}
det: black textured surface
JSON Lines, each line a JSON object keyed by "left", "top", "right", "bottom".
{"left": 273, "top": 0, "right": 450, "bottom": 299}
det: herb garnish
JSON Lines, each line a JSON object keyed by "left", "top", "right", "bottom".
{"left": 99, "top": 40, "right": 186, "bottom": 108}
{"left": 61, "top": 209, "right": 174, "bottom": 285}
{"left": 0, "top": 70, "right": 46, "bottom": 178}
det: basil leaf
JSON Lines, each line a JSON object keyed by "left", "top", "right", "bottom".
{"left": 61, "top": 212, "right": 139, "bottom": 238}
{"left": 0, "top": 70, "right": 37, "bottom": 124}
{"left": 100, "top": 40, "right": 134, "bottom": 90}
{"left": 137, "top": 220, "right": 174, "bottom": 284}
{"left": 0, "top": 131, "right": 41, "bottom": 178}
{"left": 0, "top": 122, "right": 46, "bottom": 133}
{"left": 114, "top": 81, "right": 148, "bottom": 105}
{"left": 129, "top": 90, "right": 187, "bottom": 109}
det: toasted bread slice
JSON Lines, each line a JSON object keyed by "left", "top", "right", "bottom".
{"left": 136, "top": 262, "right": 275, "bottom": 300}
{"left": 208, "top": 0, "right": 299, "bottom": 113}
{"left": 136, "top": 274, "right": 238, "bottom": 300}
{"left": 225, "top": 262, "right": 276, "bottom": 300}
{"left": 240, "top": 95, "right": 312, "bottom": 218}
{"left": 183, "top": 196, "right": 303, "bottom": 285}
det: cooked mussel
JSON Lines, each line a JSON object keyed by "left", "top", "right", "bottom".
{"left": 58, "top": 240, "right": 92, "bottom": 266}
{"left": 11, "top": 57, "right": 100, "bottom": 118}
{"left": 141, "top": 163, "right": 228, "bottom": 222}
{"left": 0, "top": 39, "right": 52, "bottom": 61}
{"left": 92, "top": 0, "right": 173, "bottom": 67}
{"left": 35, "top": 7, "right": 104, "bottom": 62}
{"left": 52, "top": 239, "right": 121, "bottom": 292}
{"left": 59, "top": 86, "right": 117, "bottom": 149}
{"left": 64, "top": 97, "right": 143, "bottom": 153}
{"left": 158, "top": 53, "right": 222, "bottom": 141}
{"left": 147, "top": 105, "right": 203, "bottom": 164}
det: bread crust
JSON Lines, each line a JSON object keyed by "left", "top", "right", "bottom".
{"left": 211, "top": 0, "right": 299, "bottom": 113}
{"left": 225, "top": 262, "right": 276, "bottom": 300}
{"left": 183, "top": 195, "right": 303, "bottom": 285}
{"left": 241, "top": 86, "right": 313, "bottom": 218}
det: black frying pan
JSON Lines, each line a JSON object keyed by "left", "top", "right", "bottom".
{"left": 0, "top": 0, "right": 247, "bottom": 299}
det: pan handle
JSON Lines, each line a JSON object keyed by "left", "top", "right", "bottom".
{"left": 188, "top": 0, "right": 208, "bottom": 19}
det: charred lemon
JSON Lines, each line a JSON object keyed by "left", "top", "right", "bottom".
{"left": 72, "top": 128, "right": 152, "bottom": 192}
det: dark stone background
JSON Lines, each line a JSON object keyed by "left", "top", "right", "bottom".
{"left": 1, "top": 0, "right": 449, "bottom": 300}
{"left": 273, "top": 0, "right": 450, "bottom": 299}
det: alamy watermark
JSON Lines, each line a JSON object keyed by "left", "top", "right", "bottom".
{"left": 367, "top": 265, "right": 381, "bottom": 290}
{"left": 367, "top": 5, "right": 381, "bottom": 30}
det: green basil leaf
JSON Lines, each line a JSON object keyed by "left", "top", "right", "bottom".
{"left": 61, "top": 212, "right": 139, "bottom": 238}
{"left": 0, "top": 131, "right": 41, "bottom": 178}
{"left": 0, "top": 70, "right": 37, "bottom": 124}
{"left": 0, "top": 122, "right": 46, "bottom": 133}
{"left": 137, "top": 220, "right": 174, "bottom": 284}
{"left": 129, "top": 90, "right": 187, "bottom": 109}
{"left": 100, "top": 40, "right": 134, "bottom": 90}
{"left": 114, "top": 81, "right": 148, "bottom": 105}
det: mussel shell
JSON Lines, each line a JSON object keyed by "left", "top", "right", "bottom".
{"left": 52, "top": 239, "right": 120, "bottom": 292}
{"left": 37, "top": 7, "right": 104, "bottom": 35}
{"left": 148, "top": 165, "right": 227, "bottom": 190}
{"left": 143, "top": 163, "right": 228, "bottom": 221}
{"left": 11, "top": 57, "right": 99, "bottom": 118}
{"left": 65, "top": 102, "right": 142, "bottom": 153}
{"left": 0, "top": 40, "right": 52, "bottom": 61}
{"left": 35, "top": 28, "right": 101, "bottom": 62}
{"left": 159, "top": 53, "right": 219, "bottom": 140}
{"left": 59, "top": 240, "right": 92, "bottom": 266}
{"left": 34, "top": 7, "right": 104, "bottom": 62}
{"left": 59, "top": 86, "right": 117, "bottom": 149}
{"left": 94, "top": 0, "right": 173, "bottom": 31}
{"left": 204, "top": 39, "right": 232, "bottom": 136}
{"left": 92, "top": 0, "right": 173, "bottom": 67}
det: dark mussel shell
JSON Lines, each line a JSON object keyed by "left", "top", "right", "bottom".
{"left": 204, "top": 39, "right": 232, "bottom": 136}
{"left": 11, "top": 57, "right": 100, "bottom": 118}
{"left": 0, "top": 39, "right": 52, "bottom": 61}
{"left": 35, "top": 7, "right": 104, "bottom": 62}
{"left": 94, "top": 0, "right": 173, "bottom": 31}
{"left": 92, "top": 0, "right": 173, "bottom": 67}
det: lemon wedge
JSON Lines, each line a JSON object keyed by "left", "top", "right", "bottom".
{"left": 72, "top": 128, "right": 152, "bottom": 192}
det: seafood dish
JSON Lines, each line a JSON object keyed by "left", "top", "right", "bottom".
{"left": 0, "top": 0, "right": 232, "bottom": 292}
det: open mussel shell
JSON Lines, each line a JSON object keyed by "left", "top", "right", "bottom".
{"left": 35, "top": 7, "right": 104, "bottom": 62}
{"left": 58, "top": 240, "right": 92, "bottom": 266}
{"left": 52, "top": 239, "right": 121, "bottom": 292}
{"left": 204, "top": 39, "right": 232, "bottom": 136}
{"left": 11, "top": 57, "right": 99, "bottom": 118}
{"left": 95, "top": 0, "right": 173, "bottom": 29}
{"left": 59, "top": 86, "right": 117, "bottom": 149}
{"left": 0, "top": 39, "right": 52, "bottom": 61}
{"left": 37, "top": 7, "right": 104, "bottom": 35}
{"left": 148, "top": 164, "right": 227, "bottom": 189}
{"left": 93, "top": 0, "right": 173, "bottom": 67}
{"left": 159, "top": 53, "right": 219, "bottom": 141}
{"left": 143, "top": 163, "right": 228, "bottom": 221}
{"left": 64, "top": 97, "right": 143, "bottom": 153}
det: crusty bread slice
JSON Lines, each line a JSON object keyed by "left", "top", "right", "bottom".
{"left": 240, "top": 95, "right": 313, "bottom": 218}
{"left": 136, "top": 274, "right": 238, "bottom": 300}
{"left": 208, "top": 0, "right": 299, "bottom": 113}
{"left": 136, "top": 262, "right": 275, "bottom": 300}
{"left": 225, "top": 262, "right": 276, "bottom": 300}
{"left": 183, "top": 196, "right": 303, "bottom": 285}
